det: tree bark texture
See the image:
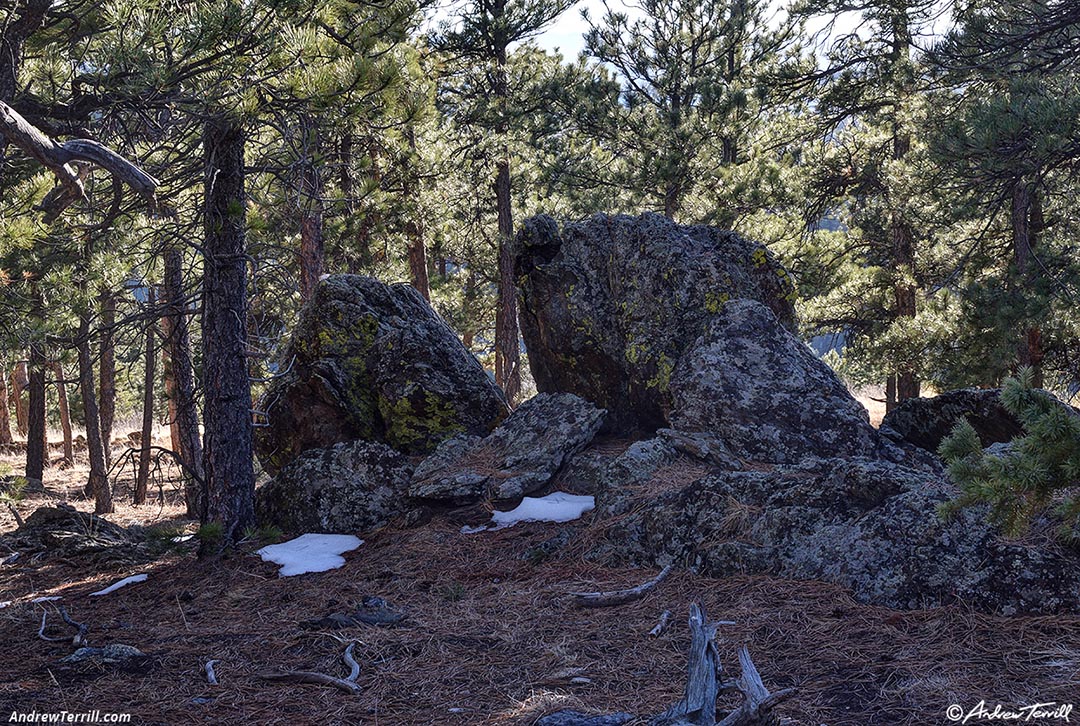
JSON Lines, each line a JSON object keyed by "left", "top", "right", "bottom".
{"left": 98, "top": 290, "right": 117, "bottom": 468}
{"left": 201, "top": 116, "right": 255, "bottom": 548}
{"left": 77, "top": 315, "right": 112, "bottom": 514}
{"left": 49, "top": 362, "right": 73, "bottom": 466}
{"left": 0, "top": 370, "right": 13, "bottom": 445}
{"left": 163, "top": 244, "right": 205, "bottom": 517}
{"left": 134, "top": 290, "right": 157, "bottom": 506}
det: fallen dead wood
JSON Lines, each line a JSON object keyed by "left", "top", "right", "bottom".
{"left": 343, "top": 642, "right": 360, "bottom": 682}
{"left": 38, "top": 607, "right": 88, "bottom": 647}
{"left": 258, "top": 670, "right": 361, "bottom": 694}
{"left": 204, "top": 659, "right": 219, "bottom": 685}
{"left": 59, "top": 607, "right": 88, "bottom": 647}
{"left": 651, "top": 603, "right": 794, "bottom": 726}
{"left": 569, "top": 564, "right": 673, "bottom": 608}
{"left": 259, "top": 642, "right": 362, "bottom": 695}
{"left": 649, "top": 610, "right": 673, "bottom": 638}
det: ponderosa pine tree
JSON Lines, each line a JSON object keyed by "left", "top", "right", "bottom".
{"left": 432, "top": 0, "right": 574, "bottom": 404}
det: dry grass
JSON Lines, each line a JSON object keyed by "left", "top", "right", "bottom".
{"left": 2, "top": 448, "right": 1078, "bottom": 726}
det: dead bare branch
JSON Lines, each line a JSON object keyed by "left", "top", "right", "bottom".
{"left": 0, "top": 100, "right": 159, "bottom": 222}
{"left": 569, "top": 564, "right": 673, "bottom": 608}
{"left": 258, "top": 669, "right": 362, "bottom": 694}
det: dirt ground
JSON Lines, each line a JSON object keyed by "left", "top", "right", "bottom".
{"left": 1, "top": 435, "right": 1079, "bottom": 726}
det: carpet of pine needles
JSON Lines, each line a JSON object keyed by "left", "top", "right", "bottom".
{"left": 2, "top": 443, "right": 1079, "bottom": 726}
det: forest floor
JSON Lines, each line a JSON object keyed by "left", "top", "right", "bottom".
{"left": 1, "top": 426, "right": 1078, "bottom": 726}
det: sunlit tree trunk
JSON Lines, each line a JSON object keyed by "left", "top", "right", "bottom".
{"left": 98, "top": 290, "right": 117, "bottom": 468}
{"left": 49, "top": 362, "right": 73, "bottom": 467}
{"left": 134, "top": 290, "right": 156, "bottom": 505}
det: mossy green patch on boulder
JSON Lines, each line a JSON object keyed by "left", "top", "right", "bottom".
{"left": 254, "top": 275, "right": 508, "bottom": 474}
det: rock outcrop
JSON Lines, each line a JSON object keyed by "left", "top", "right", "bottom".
{"left": 254, "top": 275, "right": 508, "bottom": 474}
{"left": 256, "top": 440, "right": 413, "bottom": 534}
{"left": 514, "top": 213, "right": 796, "bottom": 433}
{"left": 598, "top": 455, "right": 1080, "bottom": 614}
{"left": 409, "top": 393, "right": 605, "bottom": 504}
{"left": 878, "top": 387, "right": 1067, "bottom": 453}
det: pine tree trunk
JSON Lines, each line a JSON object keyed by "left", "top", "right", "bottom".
{"left": 25, "top": 345, "right": 46, "bottom": 482}
{"left": 889, "top": 12, "right": 919, "bottom": 405}
{"left": 492, "top": 2, "right": 520, "bottom": 405}
{"left": 163, "top": 244, "right": 205, "bottom": 518}
{"left": 1012, "top": 179, "right": 1044, "bottom": 385}
{"left": 12, "top": 362, "right": 28, "bottom": 436}
{"left": 98, "top": 290, "right": 117, "bottom": 468}
{"left": 0, "top": 370, "right": 13, "bottom": 445}
{"left": 299, "top": 212, "right": 324, "bottom": 300}
{"left": 77, "top": 315, "right": 111, "bottom": 514}
{"left": 405, "top": 128, "right": 430, "bottom": 301}
{"left": 134, "top": 291, "right": 156, "bottom": 506}
{"left": 200, "top": 116, "right": 255, "bottom": 549}
{"left": 161, "top": 330, "right": 181, "bottom": 454}
{"left": 49, "top": 362, "right": 73, "bottom": 466}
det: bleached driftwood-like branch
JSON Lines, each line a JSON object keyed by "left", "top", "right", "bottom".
{"left": 569, "top": 564, "right": 674, "bottom": 608}
{"left": 0, "top": 100, "right": 158, "bottom": 222}
{"left": 651, "top": 604, "right": 793, "bottom": 726}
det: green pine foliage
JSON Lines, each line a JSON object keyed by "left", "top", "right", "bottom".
{"left": 940, "top": 369, "right": 1080, "bottom": 538}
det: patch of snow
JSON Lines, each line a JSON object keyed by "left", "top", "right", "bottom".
{"left": 463, "top": 493, "right": 596, "bottom": 534}
{"left": 0, "top": 601, "right": 10, "bottom": 609}
{"left": 171, "top": 534, "right": 194, "bottom": 543}
{"left": 31, "top": 596, "right": 61, "bottom": 603}
{"left": 319, "top": 273, "right": 331, "bottom": 281}
{"left": 257, "top": 534, "right": 363, "bottom": 577}
{"left": 90, "top": 574, "right": 148, "bottom": 597}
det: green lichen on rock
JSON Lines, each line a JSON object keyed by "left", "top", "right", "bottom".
{"left": 254, "top": 275, "right": 508, "bottom": 474}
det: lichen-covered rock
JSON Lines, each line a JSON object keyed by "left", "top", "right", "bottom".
{"left": 256, "top": 440, "right": 414, "bottom": 534}
{"left": 668, "top": 299, "right": 880, "bottom": 463}
{"left": 0, "top": 505, "right": 148, "bottom": 563}
{"left": 514, "top": 213, "right": 796, "bottom": 433}
{"left": 254, "top": 275, "right": 508, "bottom": 474}
{"left": 878, "top": 387, "right": 1078, "bottom": 453}
{"left": 603, "top": 456, "right": 1080, "bottom": 614}
{"left": 409, "top": 393, "right": 606, "bottom": 504}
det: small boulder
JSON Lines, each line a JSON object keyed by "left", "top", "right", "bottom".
{"left": 256, "top": 440, "right": 413, "bottom": 534}
{"left": 668, "top": 299, "right": 880, "bottom": 463}
{"left": 878, "top": 387, "right": 1077, "bottom": 453}
{"left": 514, "top": 213, "right": 796, "bottom": 433}
{"left": 255, "top": 275, "right": 508, "bottom": 474}
{"left": 59, "top": 644, "right": 151, "bottom": 674}
{"left": 409, "top": 393, "right": 606, "bottom": 504}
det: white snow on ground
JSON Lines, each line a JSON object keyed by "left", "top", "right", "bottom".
{"left": 31, "top": 596, "right": 61, "bottom": 602}
{"left": 463, "top": 493, "right": 596, "bottom": 533}
{"left": 257, "top": 534, "right": 363, "bottom": 577}
{"left": 89, "top": 573, "right": 148, "bottom": 597}
{"left": 0, "top": 601, "right": 10, "bottom": 609}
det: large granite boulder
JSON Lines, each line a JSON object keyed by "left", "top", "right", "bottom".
{"left": 514, "top": 213, "right": 796, "bottom": 433}
{"left": 599, "top": 455, "right": 1080, "bottom": 614}
{"left": 255, "top": 275, "right": 508, "bottom": 474}
{"left": 256, "top": 440, "right": 414, "bottom": 534}
{"left": 879, "top": 387, "right": 1078, "bottom": 453}
{"left": 669, "top": 299, "right": 880, "bottom": 463}
{"left": 409, "top": 393, "right": 606, "bottom": 504}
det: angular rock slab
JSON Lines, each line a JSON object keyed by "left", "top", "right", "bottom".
{"left": 669, "top": 299, "right": 880, "bottom": 464}
{"left": 514, "top": 213, "right": 796, "bottom": 433}
{"left": 255, "top": 275, "right": 508, "bottom": 474}
{"left": 603, "top": 455, "right": 1080, "bottom": 614}
{"left": 256, "top": 440, "right": 414, "bottom": 534}
{"left": 409, "top": 393, "right": 606, "bottom": 504}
